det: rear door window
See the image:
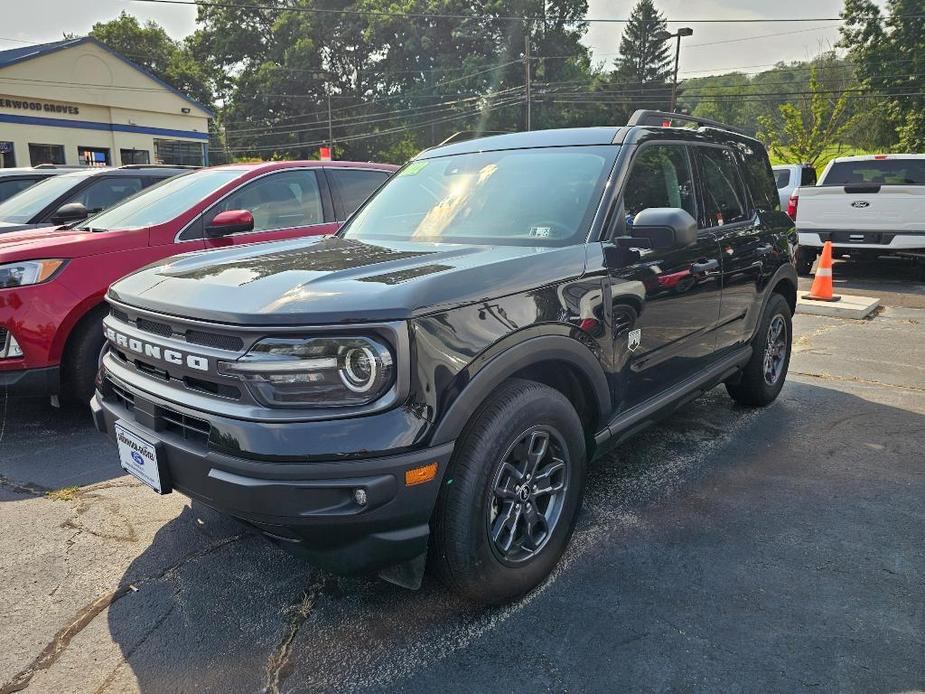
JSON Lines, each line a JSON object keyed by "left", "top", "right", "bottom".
{"left": 697, "top": 147, "right": 751, "bottom": 227}
{"left": 0, "top": 177, "right": 41, "bottom": 202}
{"left": 208, "top": 170, "right": 325, "bottom": 232}
{"left": 328, "top": 168, "right": 390, "bottom": 220}
{"left": 775, "top": 169, "right": 790, "bottom": 189}
{"left": 823, "top": 159, "right": 925, "bottom": 185}
{"left": 62, "top": 176, "right": 145, "bottom": 215}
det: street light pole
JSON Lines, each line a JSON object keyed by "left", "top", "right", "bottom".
{"left": 654, "top": 27, "right": 693, "bottom": 113}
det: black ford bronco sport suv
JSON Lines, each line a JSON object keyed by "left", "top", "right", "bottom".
{"left": 93, "top": 111, "right": 797, "bottom": 605}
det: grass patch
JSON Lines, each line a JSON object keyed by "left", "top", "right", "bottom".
{"left": 46, "top": 485, "right": 81, "bottom": 502}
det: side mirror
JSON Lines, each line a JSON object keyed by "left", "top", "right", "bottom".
{"left": 50, "top": 202, "right": 89, "bottom": 225}
{"left": 630, "top": 208, "right": 697, "bottom": 250}
{"left": 206, "top": 209, "right": 254, "bottom": 237}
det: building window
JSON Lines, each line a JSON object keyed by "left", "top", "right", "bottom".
{"left": 78, "top": 146, "right": 111, "bottom": 167}
{"left": 154, "top": 139, "right": 203, "bottom": 166}
{"left": 29, "top": 143, "right": 65, "bottom": 166}
{"left": 120, "top": 149, "right": 150, "bottom": 165}
{"left": 0, "top": 142, "right": 14, "bottom": 168}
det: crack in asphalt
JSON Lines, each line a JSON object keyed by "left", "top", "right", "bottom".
{"left": 791, "top": 369, "right": 925, "bottom": 393}
{"left": 0, "top": 532, "right": 247, "bottom": 694}
{"left": 263, "top": 578, "right": 329, "bottom": 694}
{"left": 0, "top": 474, "right": 50, "bottom": 498}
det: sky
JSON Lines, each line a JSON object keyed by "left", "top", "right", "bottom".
{"left": 0, "top": 0, "right": 889, "bottom": 78}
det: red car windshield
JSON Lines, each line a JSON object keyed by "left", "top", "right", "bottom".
{"left": 75, "top": 169, "right": 243, "bottom": 231}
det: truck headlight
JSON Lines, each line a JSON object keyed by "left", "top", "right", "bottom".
{"left": 0, "top": 259, "right": 66, "bottom": 289}
{"left": 217, "top": 336, "right": 394, "bottom": 407}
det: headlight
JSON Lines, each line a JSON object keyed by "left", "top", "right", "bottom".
{"left": 0, "top": 259, "right": 66, "bottom": 289}
{"left": 218, "top": 336, "right": 394, "bottom": 408}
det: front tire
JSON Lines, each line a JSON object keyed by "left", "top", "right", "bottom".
{"left": 726, "top": 293, "right": 792, "bottom": 407}
{"left": 61, "top": 307, "right": 107, "bottom": 406}
{"left": 431, "top": 379, "right": 586, "bottom": 605}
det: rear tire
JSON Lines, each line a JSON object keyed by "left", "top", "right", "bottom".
{"left": 431, "top": 379, "right": 586, "bottom": 605}
{"left": 61, "top": 307, "right": 107, "bottom": 407}
{"left": 726, "top": 293, "right": 792, "bottom": 407}
{"left": 795, "top": 247, "right": 814, "bottom": 276}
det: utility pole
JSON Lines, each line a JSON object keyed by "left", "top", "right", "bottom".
{"left": 327, "top": 93, "right": 334, "bottom": 157}
{"left": 524, "top": 22, "right": 532, "bottom": 131}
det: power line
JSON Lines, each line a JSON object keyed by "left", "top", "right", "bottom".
{"left": 125, "top": 0, "right": 925, "bottom": 25}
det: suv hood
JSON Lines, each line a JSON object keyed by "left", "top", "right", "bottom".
{"left": 0, "top": 225, "right": 148, "bottom": 261}
{"left": 109, "top": 236, "right": 589, "bottom": 325}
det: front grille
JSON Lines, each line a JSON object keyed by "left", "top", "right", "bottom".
{"left": 109, "top": 379, "right": 135, "bottom": 412}
{"left": 136, "top": 317, "right": 173, "bottom": 338}
{"left": 110, "top": 307, "right": 129, "bottom": 323}
{"left": 106, "top": 377, "right": 210, "bottom": 445}
{"left": 185, "top": 330, "right": 244, "bottom": 351}
{"left": 161, "top": 409, "right": 210, "bottom": 444}
{"left": 0, "top": 326, "right": 8, "bottom": 348}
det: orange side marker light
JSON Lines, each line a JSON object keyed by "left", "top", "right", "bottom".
{"left": 405, "top": 462, "right": 438, "bottom": 486}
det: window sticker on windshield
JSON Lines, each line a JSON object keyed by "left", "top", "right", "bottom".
{"left": 399, "top": 161, "right": 428, "bottom": 177}
{"left": 529, "top": 226, "right": 552, "bottom": 238}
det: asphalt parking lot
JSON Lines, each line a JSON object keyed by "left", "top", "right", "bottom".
{"left": 1, "top": 272, "right": 923, "bottom": 694}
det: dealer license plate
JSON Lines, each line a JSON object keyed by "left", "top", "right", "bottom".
{"left": 115, "top": 422, "right": 165, "bottom": 494}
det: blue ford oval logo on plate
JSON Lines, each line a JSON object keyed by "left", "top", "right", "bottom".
{"left": 852, "top": 201, "right": 871, "bottom": 208}
{"left": 131, "top": 451, "right": 144, "bottom": 465}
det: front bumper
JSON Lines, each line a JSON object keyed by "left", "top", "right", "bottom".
{"left": 0, "top": 365, "right": 59, "bottom": 397}
{"left": 92, "top": 385, "right": 455, "bottom": 575}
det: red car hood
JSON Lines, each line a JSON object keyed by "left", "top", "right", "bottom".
{"left": 0, "top": 225, "right": 150, "bottom": 261}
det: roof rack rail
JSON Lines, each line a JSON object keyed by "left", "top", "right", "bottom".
{"left": 118, "top": 164, "right": 200, "bottom": 169}
{"left": 32, "top": 164, "right": 83, "bottom": 169}
{"left": 627, "top": 110, "right": 747, "bottom": 136}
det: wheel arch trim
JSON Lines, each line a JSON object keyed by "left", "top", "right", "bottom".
{"left": 428, "top": 335, "right": 612, "bottom": 446}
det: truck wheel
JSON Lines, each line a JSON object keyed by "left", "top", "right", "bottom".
{"left": 795, "top": 247, "right": 814, "bottom": 276}
{"left": 62, "top": 307, "right": 107, "bottom": 407}
{"left": 726, "top": 293, "right": 792, "bottom": 407}
{"left": 431, "top": 379, "right": 586, "bottom": 605}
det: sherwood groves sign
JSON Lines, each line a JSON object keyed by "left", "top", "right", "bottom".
{"left": 0, "top": 97, "right": 80, "bottom": 115}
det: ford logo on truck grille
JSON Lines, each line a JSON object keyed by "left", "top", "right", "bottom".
{"left": 851, "top": 201, "right": 871, "bottom": 208}
{"left": 104, "top": 327, "right": 209, "bottom": 372}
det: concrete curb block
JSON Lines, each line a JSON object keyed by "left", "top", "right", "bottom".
{"left": 796, "top": 294, "right": 880, "bottom": 320}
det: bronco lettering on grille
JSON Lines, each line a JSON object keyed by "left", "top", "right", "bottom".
{"left": 105, "top": 327, "right": 209, "bottom": 372}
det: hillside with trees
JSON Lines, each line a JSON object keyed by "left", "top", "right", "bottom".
{"left": 81, "top": 0, "right": 924, "bottom": 164}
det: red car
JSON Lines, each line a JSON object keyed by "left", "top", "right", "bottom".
{"left": 0, "top": 160, "right": 396, "bottom": 404}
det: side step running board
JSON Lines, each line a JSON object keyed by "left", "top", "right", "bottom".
{"left": 594, "top": 346, "right": 752, "bottom": 449}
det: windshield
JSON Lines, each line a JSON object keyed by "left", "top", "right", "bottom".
{"left": 823, "top": 159, "right": 925, "bottom": 186}
{"left": 341, "top": 147, "right": 616, "bottom": 246}
{"left": 77, "top": 169, "right": 243, "bottom": 231}
{"left": 0, "top": 172, "right": 90, "bottom": 223}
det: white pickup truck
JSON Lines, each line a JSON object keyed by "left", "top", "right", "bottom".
{"left": 793, "top": 154, "right": 925, "bottom": 278}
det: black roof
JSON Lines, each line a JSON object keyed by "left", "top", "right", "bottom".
{"left": 415, "top": 110, "right": 762, "bottom": 160}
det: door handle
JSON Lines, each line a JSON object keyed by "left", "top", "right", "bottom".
{"left": 691, "top": 259, "right": 720, "bottom": 274}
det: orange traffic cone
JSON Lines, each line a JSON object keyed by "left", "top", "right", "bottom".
{"left": 802, "top": 241, "right": 841, "bottom": 302}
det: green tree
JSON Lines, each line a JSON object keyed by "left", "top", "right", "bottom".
{"left": 839, "top": 0, "right": 925, "bottom": 150}
{"left": 757, "top": 68, "right": 858, "bottom": 168}
{"left": 613, "top": 0, "right": 670, "bottom": 91}
{"left": 89, "top": 12, "right": 214, "bottom": 107}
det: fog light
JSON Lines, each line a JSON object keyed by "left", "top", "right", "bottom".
{"left": 353, "top": 488, "right": 368, "bottom": 506}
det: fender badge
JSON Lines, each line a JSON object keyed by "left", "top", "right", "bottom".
{"left": 628, "top": 329, "right": 642, "bottom": 352}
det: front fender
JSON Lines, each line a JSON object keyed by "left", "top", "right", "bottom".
{"left": 428, "top": 333, "right": 611, "bottom": 446}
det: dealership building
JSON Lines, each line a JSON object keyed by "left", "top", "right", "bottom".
{"left": 0, "top": 37, "right": 211, "bottom": 168}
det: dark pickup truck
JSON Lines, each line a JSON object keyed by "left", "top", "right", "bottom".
{"left": 93, "top": 111, "right": 797, "bottom": 605}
